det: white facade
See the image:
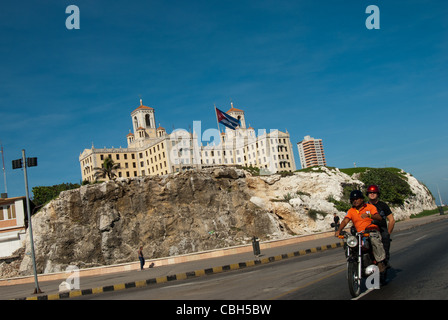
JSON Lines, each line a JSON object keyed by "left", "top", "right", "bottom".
{"left": 80, "top": 101, "right": 296, "bottom": 181}
{"left": 0, "top": 196, "right": 27, "bottom": 257}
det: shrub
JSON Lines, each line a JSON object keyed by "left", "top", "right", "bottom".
{"left": 308, "top": 209, "right": 328, "bottom": 221}
{"left": 359, "top": 168, "right": 414, "bottom": 206}
{"left": 327, "top": 196, "right": 352, "bottom": 212}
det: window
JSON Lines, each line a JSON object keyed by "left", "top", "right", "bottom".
{"left": 0, "top": 205, "right": 16, "bottom": 220}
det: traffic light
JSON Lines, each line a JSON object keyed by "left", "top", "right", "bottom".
{"left": 12, "top": 159, "right": 22, "bottom": 169}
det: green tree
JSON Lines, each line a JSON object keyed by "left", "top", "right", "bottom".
{"left": 94, "top": 157, "right": 120, "bottom": 181}
{"left": 32, "top": 183, "right": 80, "bottom": 207}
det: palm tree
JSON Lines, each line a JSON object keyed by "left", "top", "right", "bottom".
{"left": 94, "top": 157, "right": 120, "bottom": 181}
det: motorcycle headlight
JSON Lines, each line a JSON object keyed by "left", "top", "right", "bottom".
{"left": 347, "top": 235, "right": 358, "bottom": 248}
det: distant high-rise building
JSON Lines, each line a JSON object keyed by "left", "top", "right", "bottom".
{"left": 297, "top": 135, "right": 326, "bottom": 169}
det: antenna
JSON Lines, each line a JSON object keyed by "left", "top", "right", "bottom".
{"left": 0, "top": 141, "right": 7, "bottom": 195}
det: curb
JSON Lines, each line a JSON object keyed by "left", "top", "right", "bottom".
{"left": 16, "top": 241, "right": 345, "bottom": 300}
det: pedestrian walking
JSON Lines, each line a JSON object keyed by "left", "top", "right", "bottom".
{"left": 138, "top": 246, "right": 145, "bottom": 270}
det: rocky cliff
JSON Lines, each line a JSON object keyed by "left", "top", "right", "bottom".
{"left": 7, "top": 167, "right": 436, "bottom": 276}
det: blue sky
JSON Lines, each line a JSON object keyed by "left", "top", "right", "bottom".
{"left": 1, "top": 0, "right": 447, "bottom": 205}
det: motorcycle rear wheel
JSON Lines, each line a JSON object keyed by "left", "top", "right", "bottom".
{"left": 348, "top": 261, "right": 361, "bottom": 297}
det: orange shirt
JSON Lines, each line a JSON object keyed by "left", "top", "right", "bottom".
{"left": 345, "top": 203, "right": 379, "bottom": 232}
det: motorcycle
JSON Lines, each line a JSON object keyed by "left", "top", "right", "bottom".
{"left": 338, "top": 227, "right": 386, "bottom": 297}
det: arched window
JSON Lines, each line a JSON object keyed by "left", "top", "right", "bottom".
{"left": 134, "top": 116, "right": 138, "bottom": 129}
{"left": 145, "top": 114, "right": 151, "bottom": 128}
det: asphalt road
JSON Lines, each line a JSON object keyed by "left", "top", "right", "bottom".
{"left": 74, "top": 217, "right": 448, "bottom": 300}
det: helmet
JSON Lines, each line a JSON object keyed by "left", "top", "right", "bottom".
{"left": 349, "top": 190, "right": 364, "bottom": 200}
{"left": 366, "top": 185, "right": 380, "bottom": 194}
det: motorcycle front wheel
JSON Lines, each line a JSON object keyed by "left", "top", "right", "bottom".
{"left": 348, "top": 261, "right": 361, "bottom": 297}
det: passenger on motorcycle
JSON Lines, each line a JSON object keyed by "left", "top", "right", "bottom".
{"left": 366, "top": 185, "right": 395, "bottom": 267}
{"left": 335, "top": 190, "right": 387, "bottom": 273}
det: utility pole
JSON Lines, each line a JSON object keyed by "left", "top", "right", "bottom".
{"left": 12, "top": 150, "right": 41, "bottom": 294}
{"left": 437, "top": 184, "right": 444, "bottom": 206}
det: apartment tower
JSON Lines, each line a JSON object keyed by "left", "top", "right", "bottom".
{"left": 297, "top": 135, "right": 326, "bottom": 169}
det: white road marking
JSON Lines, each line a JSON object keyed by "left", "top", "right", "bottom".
{"left": 414, "top": 235, "right": 428, "bottom": 242}
{"left": 351, "top": 288, "right": 375, "bottom": 300}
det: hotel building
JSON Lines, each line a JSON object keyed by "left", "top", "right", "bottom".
{"left": 79, "top": 100, "right": 296, "bottom": 182}
{"left": 297, "top": 135, "right": 327, "bottom": 169}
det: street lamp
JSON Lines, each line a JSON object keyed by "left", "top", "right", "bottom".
{"left": 12, "top": 149, "right": 42, "bottom": 294}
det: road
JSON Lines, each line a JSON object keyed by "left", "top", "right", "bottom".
{"left": 74, "top": 217, "right": 448, "bottom": 300}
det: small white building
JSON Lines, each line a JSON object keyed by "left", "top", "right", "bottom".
{"left": 0, "top": 196, "right": 28, "bottom": 257}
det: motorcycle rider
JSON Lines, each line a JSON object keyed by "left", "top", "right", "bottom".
{"left": 335, "top": 190, "right": 387, "bottom": 273}
{"left": 367, "top": 185, "right": 395, "bottom": 267}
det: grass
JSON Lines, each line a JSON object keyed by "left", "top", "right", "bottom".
{"left": 411, "top": 207, "right": 446, "bottom": 219}
{"left": 295, "top": 166, "right": 403, "bottom": 176}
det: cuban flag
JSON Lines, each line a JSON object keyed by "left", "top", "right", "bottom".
{"left": 215, "top": 107, "right": 240, "bottom": 130}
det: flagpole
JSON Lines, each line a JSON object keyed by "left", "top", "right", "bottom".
{"left": 214, "top": 104, "right": 220, "bottom": 133}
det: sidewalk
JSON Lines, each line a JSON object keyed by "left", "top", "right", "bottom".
{"left": 2, "top": 213, "right": 447, "bottom": 300}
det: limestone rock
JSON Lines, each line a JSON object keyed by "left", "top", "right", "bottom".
{"left": 12, "top": 166, "right": 435, "bottom": 277}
